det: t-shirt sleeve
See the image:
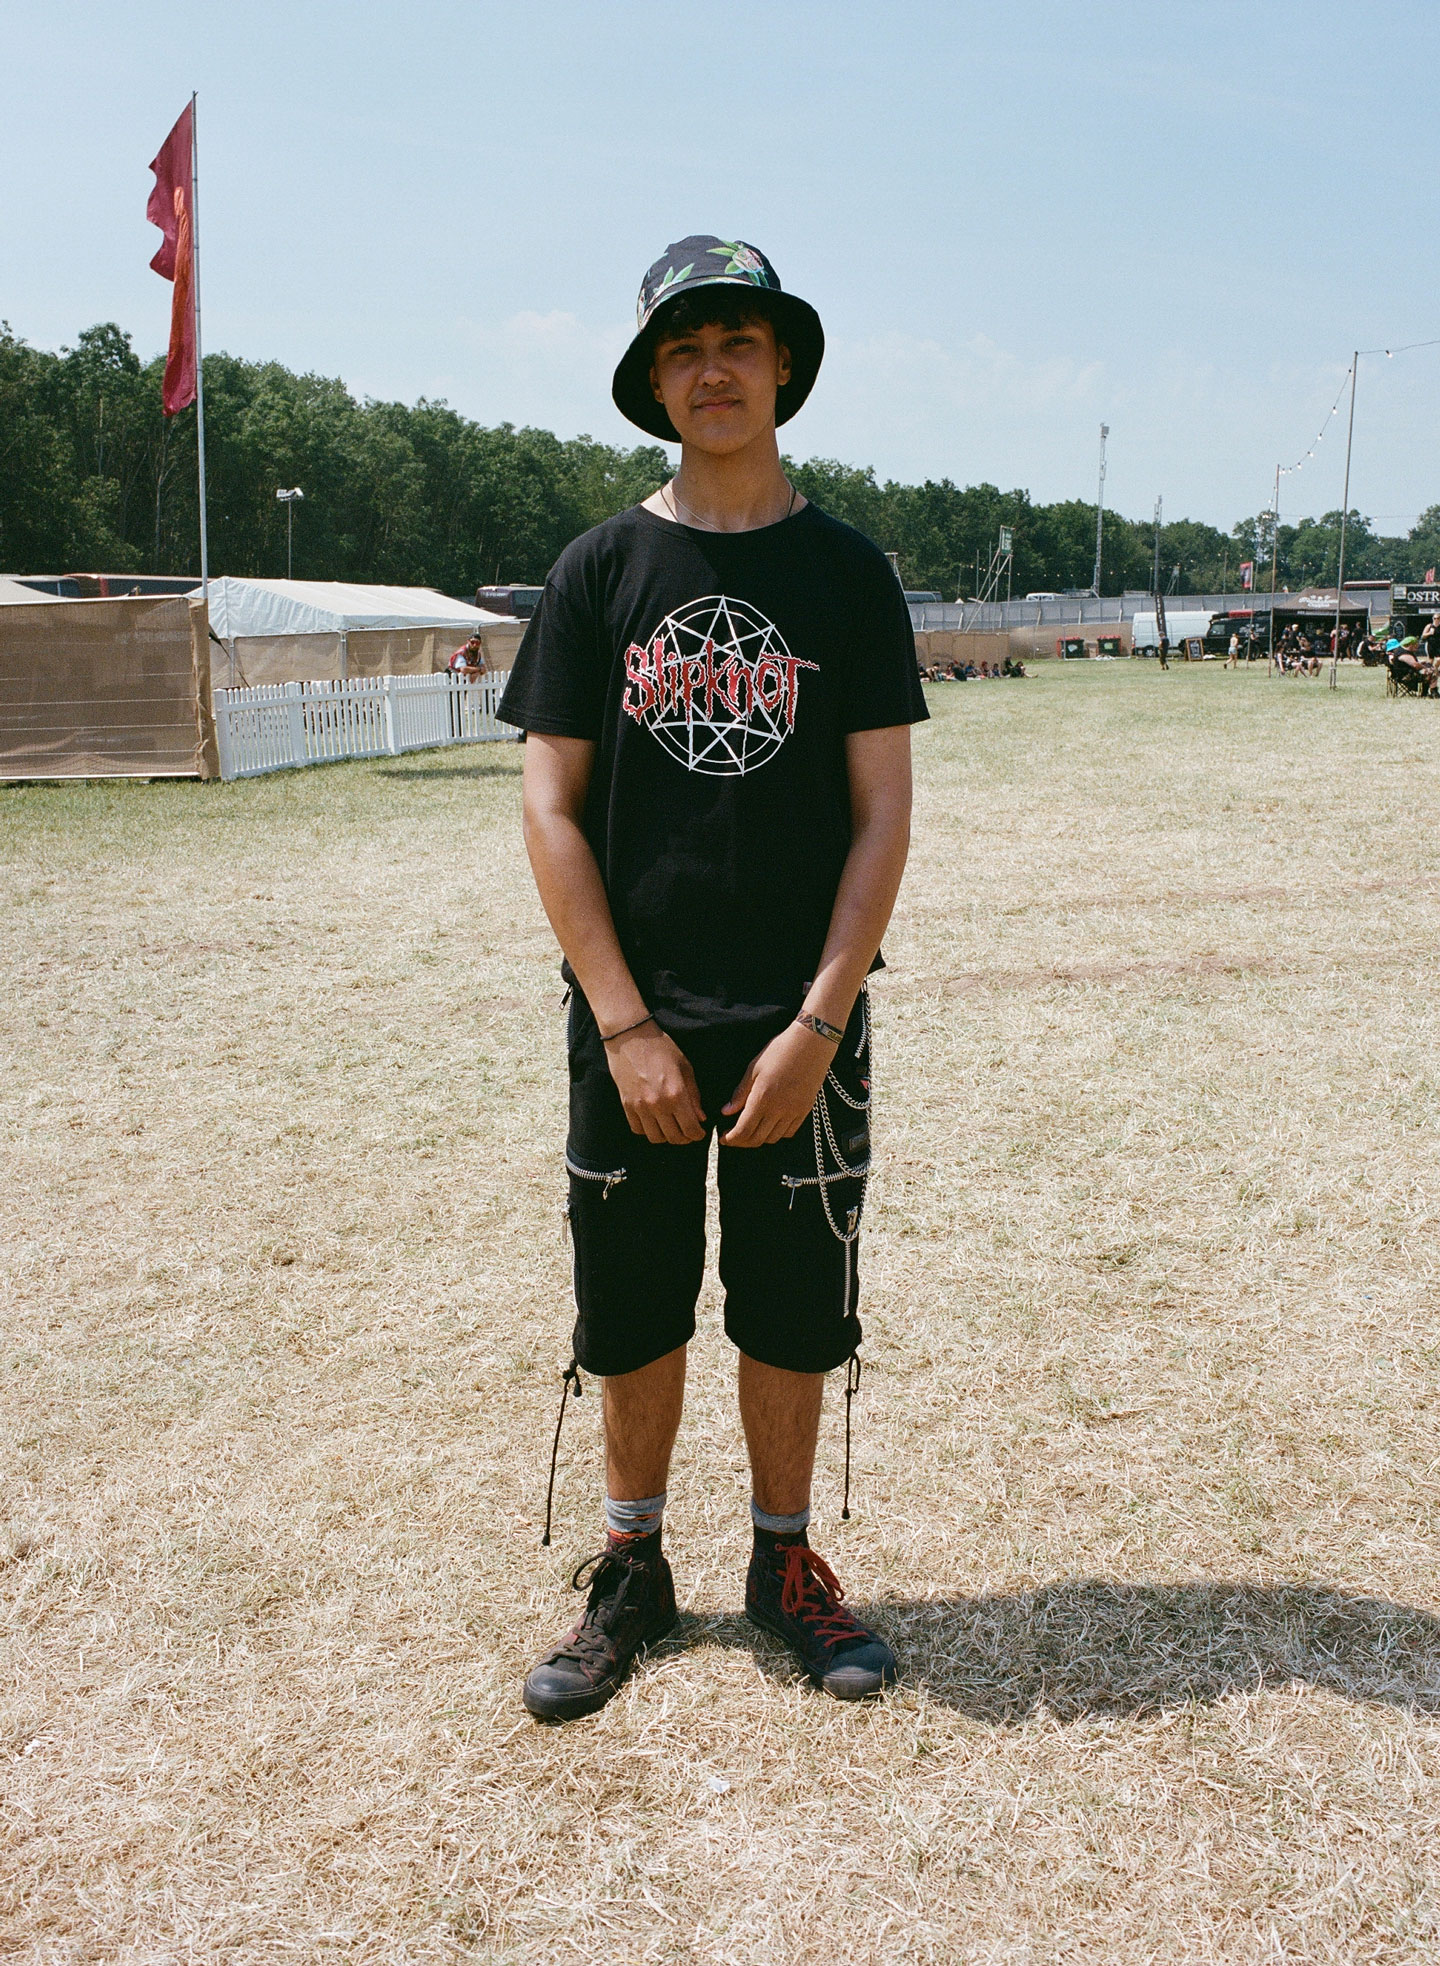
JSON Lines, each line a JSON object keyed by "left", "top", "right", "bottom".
{"left": 496, "top": 570, "right": 604, "bottom": 738}
{"left": 837, "top": 549, "right": 929, "bottom": 734}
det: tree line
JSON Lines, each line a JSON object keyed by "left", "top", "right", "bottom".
{"left": 4, "top": 320, "right": 1438, "bottom": 599}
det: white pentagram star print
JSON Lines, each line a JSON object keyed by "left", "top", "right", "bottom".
{"left": 620, "top": 594, "right": 820, "bottom": 777}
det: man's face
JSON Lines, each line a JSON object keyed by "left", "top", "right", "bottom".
{"left": 649, "top": 313, "right": 792, "bottom": 454}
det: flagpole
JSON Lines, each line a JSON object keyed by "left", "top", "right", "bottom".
{"left": 189, "top": 90, "right": 210, "bottom": 604}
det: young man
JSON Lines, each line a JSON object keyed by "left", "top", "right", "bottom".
{"left": 498, "top": 236, "right": 927, "bottom": 1723}
{"left": 449, "top": 629, "right": 487, "bottom": 681}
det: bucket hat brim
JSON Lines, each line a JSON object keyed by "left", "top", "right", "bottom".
{"left": 611, "top": 239, "right": 824, "bottom": 443}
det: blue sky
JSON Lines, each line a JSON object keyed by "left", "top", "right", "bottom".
{"left": 5, "top": 0, "right": 1438, "bottom": 533}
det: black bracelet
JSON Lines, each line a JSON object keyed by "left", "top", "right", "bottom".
{"left": 794, "top": 1011, "right": 843, "bottom": 1044}
{"left": 600, "top": 1012, "right": 657, "bottom": 1045}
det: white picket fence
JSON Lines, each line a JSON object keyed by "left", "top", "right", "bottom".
{"left": 213, "top": 672, "right": 517, "bottom": 780}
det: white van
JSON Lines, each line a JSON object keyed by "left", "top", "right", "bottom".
{"left": 1131, "top": 610, "right": 1212, "bottom": 654}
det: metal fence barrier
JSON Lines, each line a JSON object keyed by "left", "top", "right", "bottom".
{"left": 907, "top": 593, "right": 1382, "bottom": 633}
{"left": 213, "top": 672, "right": 516, "bottom": 780}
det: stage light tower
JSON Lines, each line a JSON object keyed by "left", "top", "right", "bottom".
{"left": 275, "top": 486, "right": 304, "bottom": 578}
{"left": 1092, "top": 424, "right": 1109, "bottom": 594}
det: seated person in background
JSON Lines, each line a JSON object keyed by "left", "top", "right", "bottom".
{"left": 449, "top": 631, "right": 488, "bottom": 680}
{"left": 1388, "top": 638, "right": 1426, "bottom": 692}
{"left": 1402, "top": 637, "right": 1434, "bottom": 693}
{"left": 948, "top": 661, "right": 966, "bottom": 681}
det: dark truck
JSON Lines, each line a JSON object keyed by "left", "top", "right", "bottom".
{"left": 476, "top": 584, "right": 545, "bottom": 619}
{"left": 1204, "top": 609, "right": 1263, "bottom": 655}
{"left": 1209, "top": 596, "right": 1381, "bottom": 659}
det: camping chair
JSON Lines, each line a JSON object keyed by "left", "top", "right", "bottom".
{"left": 1388, "top": 655, "right": 1425, "bottom": 697}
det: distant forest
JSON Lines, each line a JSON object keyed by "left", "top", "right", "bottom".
{"left": 4, "top": 321, "right": 1439, "bottom": 598}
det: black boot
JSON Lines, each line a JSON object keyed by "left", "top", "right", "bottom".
{"left": 523, "top": 1533, "right": 677, "bottom": 1722}
{"left": 746, "top": 1534, "right": 895, "bottom": 1699}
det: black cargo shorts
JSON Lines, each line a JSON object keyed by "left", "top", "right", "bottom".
{"left": 563, "top": 989, "right": 872, "bottom": 1378}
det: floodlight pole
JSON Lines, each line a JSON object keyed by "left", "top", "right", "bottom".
{"left": 1268, "top": 463, "right": 1280, "bottom": 677}
{"left": 1092, "top": 423, "right": 1109, "bottom": 594}
{"left": 275, "top": 487, "right": 304, "bottom": 579}
{"left": 1330, "top": 353, "right": 1358, "bottom": 691}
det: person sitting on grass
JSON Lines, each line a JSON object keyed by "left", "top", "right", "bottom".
{"left": 499, "top": 235, "right": 927, "bottom": 1724}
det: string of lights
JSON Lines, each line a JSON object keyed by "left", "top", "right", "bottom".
{"left": 1263, "top": 334, "right": 1440, "bottom": 514}
{"left": 1279, "top": 366, "right": 1353, "bottom": 480}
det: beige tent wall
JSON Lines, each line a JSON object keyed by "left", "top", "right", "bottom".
{"left": 347, "top": 626, "right": 465, "bottom": 677}
{"left": 915, "top": 624, "right": 1133, "bottom": 668}
{"left": 478, "top": 620, "right": 525, "bottom": 672}
{"left": 211, "top": 621, "right": 524, "bottom": 691}
{"left": 914, "top": 630, "right": 1010, "bottom": 668}
{"left": 0, "top": 595, "right": 218, "bottom": 780}
{"left": 214, "top": 631, "right": 344, "bottom": 689}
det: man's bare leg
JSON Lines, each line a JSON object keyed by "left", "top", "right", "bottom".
{"left": 523, "top": 1345, "right": 684, "bottom": 1721}
{"left": 737, "top": 1353, "right": 824, "bottom": 1516}
{"left": 604, "top": 1343, "right": 687, "bottom": 1501}
{"left": 739, "top": 1352, "right": 894, "bottom": 1697}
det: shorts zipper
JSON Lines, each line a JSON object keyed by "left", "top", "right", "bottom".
{"left": 565, "top": 1155, "right": 627, "bottom": 1200}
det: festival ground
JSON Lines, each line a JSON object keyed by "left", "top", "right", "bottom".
{"left": 3, "top": 661, "right": 1439, "bottom": 1963}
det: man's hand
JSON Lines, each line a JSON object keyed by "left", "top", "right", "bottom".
{"left": 606, "top": 1024, "right": 707, "bottom": 1144}
{"left": 719, "top": 1023, "right": 834, "bottom": 1149}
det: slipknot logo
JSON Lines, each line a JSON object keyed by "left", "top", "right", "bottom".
{"left": 620, "top": 595, "right": 818, "bottom": 777}
{"left": 623, "top": 635, "right": 815, "bottom": 729}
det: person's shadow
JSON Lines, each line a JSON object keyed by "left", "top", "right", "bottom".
{"left": 674, "top": 1581, "right": 1440, "bottom": 1721}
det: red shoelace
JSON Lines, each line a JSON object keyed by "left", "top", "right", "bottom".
{"left": 779, "top": 1543, "right": 870, "bottom": 1648}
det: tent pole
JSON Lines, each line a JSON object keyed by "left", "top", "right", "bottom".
{"left": 190, "top": 91, "right": 210, "bottom": 603}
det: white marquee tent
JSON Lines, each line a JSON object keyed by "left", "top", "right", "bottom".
{"left": 0, "top": 577, "right": 62, "bottom": 606}
{"left": 202, "top": 578, "right": 518, "bottom": 688}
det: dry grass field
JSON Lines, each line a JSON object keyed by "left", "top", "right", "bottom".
{"left": 4, "top": 659, "right": 1440, "bottom": 1964}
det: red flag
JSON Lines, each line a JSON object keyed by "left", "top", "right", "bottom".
{"left": 1426, "top": 566, "right": 1436, "bottom": 583}
{"left": 147, "top": 103, "right": 197, "bottom": 415}
{"left": 1240, "top": 561, "right": 1254, "bottom": 590}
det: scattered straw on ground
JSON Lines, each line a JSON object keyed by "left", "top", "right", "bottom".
{"left": 3, "top": 662, "right": 1438, "bottom": 1963}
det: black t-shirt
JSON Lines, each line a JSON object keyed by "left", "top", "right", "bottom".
{"left": 498, "top": 501, "right": 928, "bottom": 1038}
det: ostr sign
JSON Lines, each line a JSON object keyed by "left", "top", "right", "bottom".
{"left": 1395, "top": 584, "right": 1440, "bottom": 608}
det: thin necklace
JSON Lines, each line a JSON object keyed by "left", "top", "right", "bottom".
{"left": 663, "top": 476, "right": 796, "bottom": 531}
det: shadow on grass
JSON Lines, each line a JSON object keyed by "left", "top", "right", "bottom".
{"left": 376, "top": 759, "right": 522, "bottom": 781}
{"left": 678, "top": 1581, "right": 1440, "bottom": 1721}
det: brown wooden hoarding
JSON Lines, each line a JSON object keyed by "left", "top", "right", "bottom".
{"left": 0, "top": 595, "right": 218, "bottom": 780}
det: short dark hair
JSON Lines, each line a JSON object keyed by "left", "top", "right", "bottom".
{"left": 646, "top": 287, "right": 784, "bottom": 358}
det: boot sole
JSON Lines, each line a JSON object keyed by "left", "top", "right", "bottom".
{"left": 522, "top": 1612, "right": 677, "bottom": 1723}
{"left": 746, "top": 1606, "right": 896, "bottom": 1699}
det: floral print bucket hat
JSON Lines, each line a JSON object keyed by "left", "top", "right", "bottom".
{"left": 611, "top": 234, "right": 825, "bottom": 443}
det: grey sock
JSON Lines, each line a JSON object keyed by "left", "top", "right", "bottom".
{"left": 605, "top": 1492, "right": 666, "bottom": 1540}
{"left": 751, "top": 1499, "right": 811, "bottom": 1537}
